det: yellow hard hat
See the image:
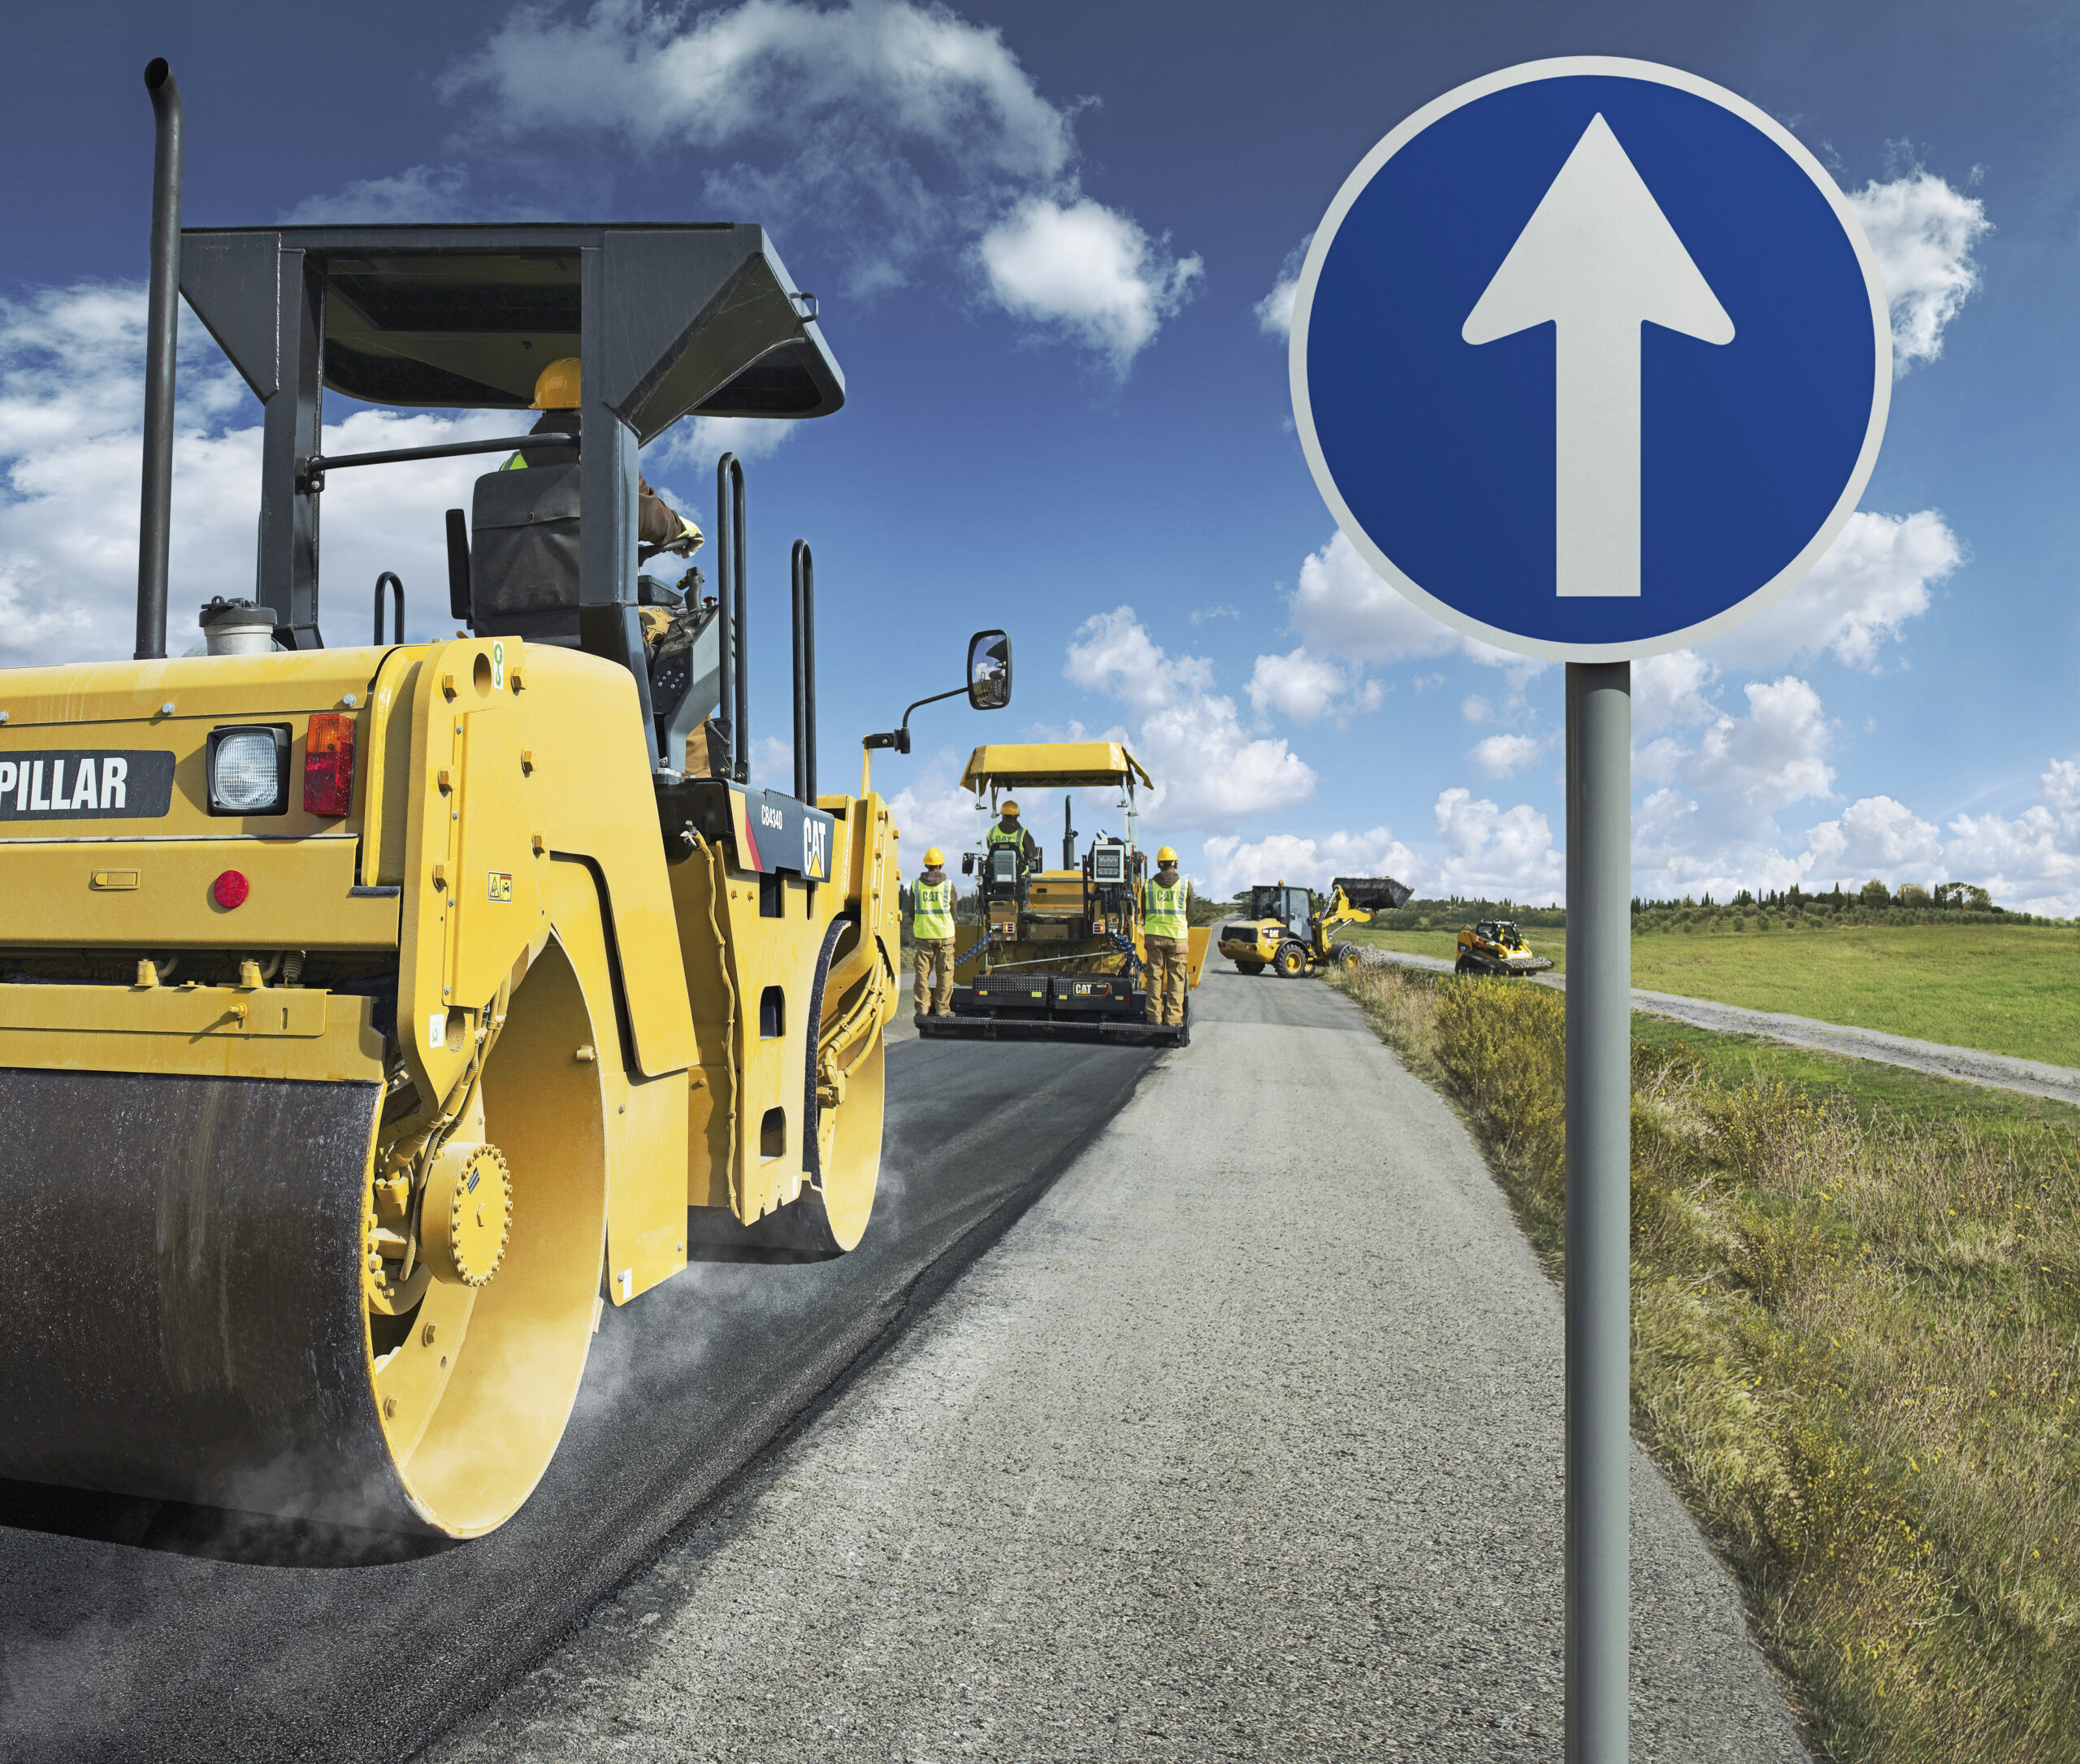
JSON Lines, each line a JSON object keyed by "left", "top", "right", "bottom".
{"left": 1000, "top": 800, "right": 1020, "bottom": 817}
{"left": 923, "top": 847, "right": 945, "bottom": 867}
{"left": 1156, "top": 846, "right": 1178, "bottom": 865}
{"left": 531, "top": 357, "right": 581, "bottom": 410}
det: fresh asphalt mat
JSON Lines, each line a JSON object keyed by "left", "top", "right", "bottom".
{"left": 0, "top": 1022, "right": 1155, "bottom": 1763}
{"left": 425, "top": 964, "right": 1807, "bottom": 1762}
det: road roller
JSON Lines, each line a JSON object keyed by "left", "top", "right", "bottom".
{"left": 0, "top": 63, "right": 1012, "bottom": 1538}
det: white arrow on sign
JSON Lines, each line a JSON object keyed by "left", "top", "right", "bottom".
{"left": 1463, "top": 112, "right": 1734, "bottom": 598}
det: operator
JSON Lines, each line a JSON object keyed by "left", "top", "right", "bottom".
{"left": 505, "top": 358, "right": 703, "bottom": 556}
{"left": 985, "top": 799, "right": 1043, "bottom": 875}
{"left": 1140, "top": 846, "right": 1191, "bottom": 1028}
{"left": 910, "top": 848, "right": 960, "bottom": 1019}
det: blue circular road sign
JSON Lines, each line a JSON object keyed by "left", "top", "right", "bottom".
{"left": 1291, "top": 58, "right": 1891, "bottom": 662}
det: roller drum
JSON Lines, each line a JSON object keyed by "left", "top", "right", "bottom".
{"left": 0, "top": 1069, "right": 405, "bottom": 1526}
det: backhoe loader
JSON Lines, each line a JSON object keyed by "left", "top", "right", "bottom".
{"left": 1217, "top": 877, "right": 1412, "bottom": 976}
{"left": 0, "top": 63, "right": 1010, "bottom": 1539}
{"left": 916, "top": 743, "right": 1210, "bottom": 1046}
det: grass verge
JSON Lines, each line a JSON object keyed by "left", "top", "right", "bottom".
{"left": 1345, "top": 923, "right": 2080, "bottom": 1068}
{"left": 1331, "top": 958, "right": 2080, "bottom": 1764}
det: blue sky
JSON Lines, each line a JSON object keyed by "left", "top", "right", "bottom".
{"left": 2, "top": 2, "right": 2075, "bottom": 908}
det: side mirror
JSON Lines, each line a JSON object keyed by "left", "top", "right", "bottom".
{"left": 968, "top": 630, "right": 1012, "bottom": 710}
{"left": 961, "top": 852, "right": 975, "bottom": 875}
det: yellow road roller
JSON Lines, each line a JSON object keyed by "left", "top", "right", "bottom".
{"left": 0, "top": 64, "right": 1011, "bottom": 1538}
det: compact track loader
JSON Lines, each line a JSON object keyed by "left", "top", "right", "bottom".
{"left": 0, "top": 65, "right": 1008, "bottom": 1538}
{"left": 914, "top": 743, "right": 1209, "bottom": 1047}
{"left": 1454, "top": 918, "right": 1555, "bottom": 975}
{"left": 1217, "top": 877, "right": 1411, "bottom": 976}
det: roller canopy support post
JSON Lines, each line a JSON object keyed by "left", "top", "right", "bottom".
{"left": 792, "top": 540, "right": 817, "bottom": 804}
{"left": 135, "top": 59, "right": 182, "bottom": 661}
{"left": 1564, "top": 660, "right": 1631, "bottom": 1764}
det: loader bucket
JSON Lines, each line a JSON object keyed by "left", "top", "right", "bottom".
{"left": 1332, "top": 875, "right": 1414, "bottom": 912}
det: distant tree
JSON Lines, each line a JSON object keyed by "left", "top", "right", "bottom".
{"left": 1860, "top": 878, "right": 1892, "bottom": 907}
{"left": 1896, "top": 882, "right": 1931, "bottom": 908}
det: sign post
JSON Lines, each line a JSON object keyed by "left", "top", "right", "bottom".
{"left": 1289, "top": 57, "right": 1891, "bottom": 1762}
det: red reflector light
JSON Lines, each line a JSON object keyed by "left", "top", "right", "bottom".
{"left": 213, "top": 869, "right": 249, "bottom": 910}
{"left": 304, "top": 712, "right": 357, "bottom": 817}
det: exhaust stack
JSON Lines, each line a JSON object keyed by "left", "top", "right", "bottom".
{"left": 136, "top": 58, "right": 183, "bottom": 661}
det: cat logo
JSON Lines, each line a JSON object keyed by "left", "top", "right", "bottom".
{"left": 801, "top": 813, "right": 827, "bottom": 878}
{"left": 487, "top": 871, "right": 514, "bottom": 902}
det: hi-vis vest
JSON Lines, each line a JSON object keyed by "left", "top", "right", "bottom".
{"left": 986, "top": 821, "right": 1028, "bottom": 855}
{"left": 912, "top": 878, "right": 955, "bottom": 941}
{"left": 1142, "top": 876, "right": 1187, "bottom": 940}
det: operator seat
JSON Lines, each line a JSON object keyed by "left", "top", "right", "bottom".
{"left": 467, "top": 462, "right": 583, "bottom": 648}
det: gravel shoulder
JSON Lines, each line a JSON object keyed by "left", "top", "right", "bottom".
{"left": 1356, "top": 947, "right": 2080, "bottom": 1107}
{"left": 427, "top": 966, "right": 1805, "bottom": 1762}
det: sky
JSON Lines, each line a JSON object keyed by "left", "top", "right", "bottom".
{"left": 2, "top": 1, "right": 2075, "bottom": 911}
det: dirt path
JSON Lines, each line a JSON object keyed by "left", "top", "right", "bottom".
{"left": 1354, "top": 947, "right": 2080, "bottom": 1107}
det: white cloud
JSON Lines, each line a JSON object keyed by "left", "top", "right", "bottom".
{"left": 1632, "top": 649, "right": 1718, "bottom": 735}
{"left": 1684, "top": 676, "right": 1835, "bottom": 831}
{"left": 1803, "top": 795, "right": 1943, "bottom": 878}
{"left": 648, "top": 414, "right": 800, "bottom": 514}
{"left": 1845, "top": 169, "right": 1991, "bottom": 375}
{"left": 1285, "top": 529, "right": 1533, "bottom": 672}
{"left": 1246, "top": 644, "right": 1380, "bottom": 724}
{"left": 1701, "top": 509, "right": 1961, "bottom": 672}
{"left": 1461, "top": 695, "right": 1493, "bottom": 725}
{"left": 882, "top": 756, "right": 982, "bottom": 875}
{"left": 977, "top": 197, "right": 1201, "bottom": 371}
{"left": 1200, "top": 825, "right": 1414, "bottom": 899}
{"left": 1432, "top": 788, "right": 1563, "bottom": 903}
{"left": 283, "top": 165, "right": 479, "bottom": 224}
{"left": 1064, "top": 606, "right": 1315, "bottom": 831}
{"left": 443, "top": 0, "right": 1195, "bottom": 366}
{"left": 1937, "top": 757, "right": 2080, "bottom": 916}
{"left": 1471, "top": 733, "right": 1545, "bottom": 778}
{"left": 1254, "top": 234, "right": 1311, "bottom": 339}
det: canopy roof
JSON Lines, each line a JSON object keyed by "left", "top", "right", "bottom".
{"left": 960, "top": 742, "right": 1153, "bottom": 793}
{"left": 179, "top": 222, "right": 843, "bottom": 441}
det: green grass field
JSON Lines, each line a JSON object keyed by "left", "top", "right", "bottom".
{"left": 1330, "top": 960, "right": 2080, "bottom": 1762}
{"left": 1344, "top": 923, "right": 2080, "bottom": 1068}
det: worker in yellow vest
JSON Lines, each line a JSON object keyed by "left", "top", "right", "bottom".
{"left": 1140, "top": 846, "right": 1190, "bottom": 1027}
{"left": 910, "top": 847, "right": 960, "bottom": 1018}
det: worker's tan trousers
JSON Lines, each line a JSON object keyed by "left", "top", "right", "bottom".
{"left": 1143, "top": 935, "right": 1190, "bottom": 1025}
{"left": 913, "top": 938, "right": 958, "bottom": 1016}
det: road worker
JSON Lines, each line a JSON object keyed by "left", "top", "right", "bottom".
{"left": 505, "top": 358, "right": 703, "bottom": 554}
{"left": 1140, "top": 846, "right": 1190, "bottom": 1027}
{"left": 910, "top": 847, "right": 960, "bottom": 1018}
{"left": 985, "top": 799, "right": 1043, "bottom": 876}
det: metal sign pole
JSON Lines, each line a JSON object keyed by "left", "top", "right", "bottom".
{"left": 1564, "top": 659, "right": 1632, "bottom": 1763}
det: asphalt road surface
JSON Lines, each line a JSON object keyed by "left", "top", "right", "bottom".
{"left": 0, "top": 1019, "right": 1155, "bottom": 1763}
{"left": 427, "top": 965, "right": 1806, "bottom": 1762}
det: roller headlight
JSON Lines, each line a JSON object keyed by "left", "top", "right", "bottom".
{"left": 206, "top": 726, "right": 290, "bottom": 816}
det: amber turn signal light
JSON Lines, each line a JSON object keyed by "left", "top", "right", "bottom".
{"left": 304, "top": 712, "right": 356, "bottom": 817}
